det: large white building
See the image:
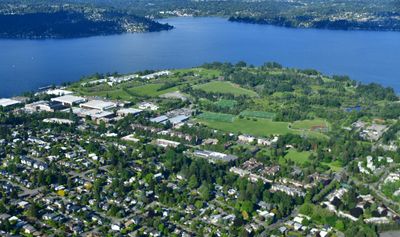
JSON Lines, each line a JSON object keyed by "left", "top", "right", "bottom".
{"left": 80, "top": 100, "right": 117, "bottom": 111}
{"left": 0, "top": 98, "right": 21, "bottom": 108}
{"left": 46, "top": 89, "right": 73, "bottom": 96}
{"left": 51, "top": 95, "right": 86, "bottom": 106}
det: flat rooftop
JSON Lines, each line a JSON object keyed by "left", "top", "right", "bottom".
{"left": 80, "top": 100, "right": 117, "bottom": 110}
{"left": 46, "top": 89, "right": 73, "bottom": 96}
{"left": 0, "top": 98, "right": 21, "bottom": 107}
{"left": 117, "top": 108, "right": 143, "bottom": 115}
{"left": 150, "top": 115, "right": 169, "bottom": 123}
{"left": 51, "top": 95, "right": 86, "bottom": 104}
{"left": 169, "top": 115, "right": 190, "bottom": 124}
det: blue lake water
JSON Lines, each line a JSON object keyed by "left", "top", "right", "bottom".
{"left": 0, "top": 17, "right": 400, "bottom": 97}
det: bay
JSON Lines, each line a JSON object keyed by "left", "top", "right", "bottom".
{"left": 0, "top": 17, "right": 399, "bottom": 97}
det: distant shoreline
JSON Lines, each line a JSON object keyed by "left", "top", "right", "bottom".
{"left": 228, "top": 16, "right": 400, "bottom": 33}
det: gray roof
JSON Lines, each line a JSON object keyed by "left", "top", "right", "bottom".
{"left": 150, "top": 115, "right": 168, "bottom": 123}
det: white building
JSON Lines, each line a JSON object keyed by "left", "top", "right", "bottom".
{"left": 117, "top": 108, "right": 143, "bottom": 116}
{"left": 0, "top": 98, "right": 21, "bottom": 107}
{"left": 141, "top": 70, "right": 171, "bottom": 80}
{"left": 138, "top": 102, "right": 159, "bottom": 111}
{"left": 155, "top": 139, "right": 181, "bottom": 148}
{"left": 238, "top": 135, "right": 255, "bottom": 143}
{"left": 46, "top": 89, "right": 73, "bottom": 96}
{"left": 51, "top": 95, "right": 86, "bottom": 106}
{"left": 80, "top": 100, "right": 117, "bottom": 111}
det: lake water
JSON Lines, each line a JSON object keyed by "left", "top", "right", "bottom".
{"left": 1, "top": 17, "right": 400, "bottom": 97}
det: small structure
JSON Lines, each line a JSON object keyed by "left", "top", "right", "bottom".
{"left": 155, "top": 139, "right": 181, "bottom": 148}
{"left": 138, "top": 102, "right": 159, "bottom": 111}
{"left": 117, "top": 108, "right": 143, "bottom": 116}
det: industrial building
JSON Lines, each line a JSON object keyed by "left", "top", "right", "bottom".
{"left": 25, "top": 101, "right": 64, "bottom": 113}
{"left": 80, "top": 100, "right": 117, "bottom": 111}
{"left": 117, "top": 108, "right": 143, "bottom": 117}
{"left": 51, "top": 95, "right": 86, "bottom": 106}
{"left": 0, "top": 98, "right": 21, "bottom": 108}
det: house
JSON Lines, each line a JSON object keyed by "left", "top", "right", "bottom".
{"left": 121, "top": 134, "right": 140, "bottom": 143}
{"left": 22, "top": 224, "right": 36, "bottom": 234}
{"left": 111, "top": 224, "right": 121, "bottom": 231}
{"left": 238, "top": 134, "right": 255, "bottom": 143}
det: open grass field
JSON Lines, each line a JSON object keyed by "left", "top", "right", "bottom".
{"left": 194, "top": 81, "right": 258, "bottom": 97}
{"left": 322, "top": 160, "right": 343, "bottom": 172}
{"left": 128, "top": 83, "right": 179, "bottom": 97}
{"left": 214, "top": 99, "right": 238, "bottom": 108}
{"left": 196, "top": 112, "right": 328, "bottom": 139}
{"left": 197, "top": 112, "right": 236, "bottom": 122}
{"left": 197, "top": 117, "right": 292, "bottom": 136}
{"left": 174, "top": 68, "right": 221, "bottom": 78}
{"left": 291, "top": 119, "right": 329, "bottom": 131}
{"left": 283, "top": 149, "right": 312, "bottom": 165}
{"left": 240, "top": 110, "right": 276, "bottom": 119}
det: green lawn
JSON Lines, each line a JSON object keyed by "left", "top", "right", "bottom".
{"left": 197, "top": 112, "right": 236, "bottom": 122}
{"left": 214, "top": 99, "right": 238, "bottom": 108}
{"left": 194, "top": 81, "right": 258, "bottom": 97}
{"left": 322, "top": 160, "right": 343, "bottom": 172}
{"left": 197, "top": 117, "right": 291, "bottom": 136}
{"left": 283, "top": 149, "right": 312, "bottom": 165}
{"left": 128, "top": 83, "right": 179, "bottom": 97}
{"left": 291, "top": 119, "right": 329, "bottom": 131}
{"left": 197, "top": 113, "right": 328, "bottom": 138}
{"left": 240, "top": 110, "right": 276, "bottom": 119}
{"left": 73, "top": 88, "right": 134, "bottom": 101}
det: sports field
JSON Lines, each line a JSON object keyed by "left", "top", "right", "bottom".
{"left": 196, "top": 112, "right": 328, "bottom": 138}
{"left": 240, "top": 110, "right": 276, "bottom": 119}
{"left": 197, "top": 112, "right": 236, "bottom": 122}
{"left": 197, "top": 117, "right": 291, "bottom": 136}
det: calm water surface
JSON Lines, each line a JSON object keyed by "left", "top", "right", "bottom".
{"left": 0, "top": 17, "right": 400, "bottom": 97}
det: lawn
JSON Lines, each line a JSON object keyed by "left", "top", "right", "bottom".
{"left": 214, "top": 99, "right": 238, "bottom": 108}
{"left": 322, "top": 160, "right": 343, "bottom": 172}
{"left": 73, "top": 88, "right": 135, "bottom": 101}
{"left": 291, "top": 119, "right": 329, "bottom": 132}
{"left": 128, "top": 83, "right": 179, "bottom": 97}
{"left": 197, "top": 112, "right": 236, "bottom": 122}
{"left": 194, "top": 81, "right": 258, "bottom": 97}
{"left": 283, "top": 149, "right": 312, "bottom": 165}
{"left": 197, "top": 117, "right": 292, "bottom": 136}
{"left": 197, "top": 113, "right": 328, "bottom": 138}
{"left": 240, "top": 110, "right": 276, "bottom": 119}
